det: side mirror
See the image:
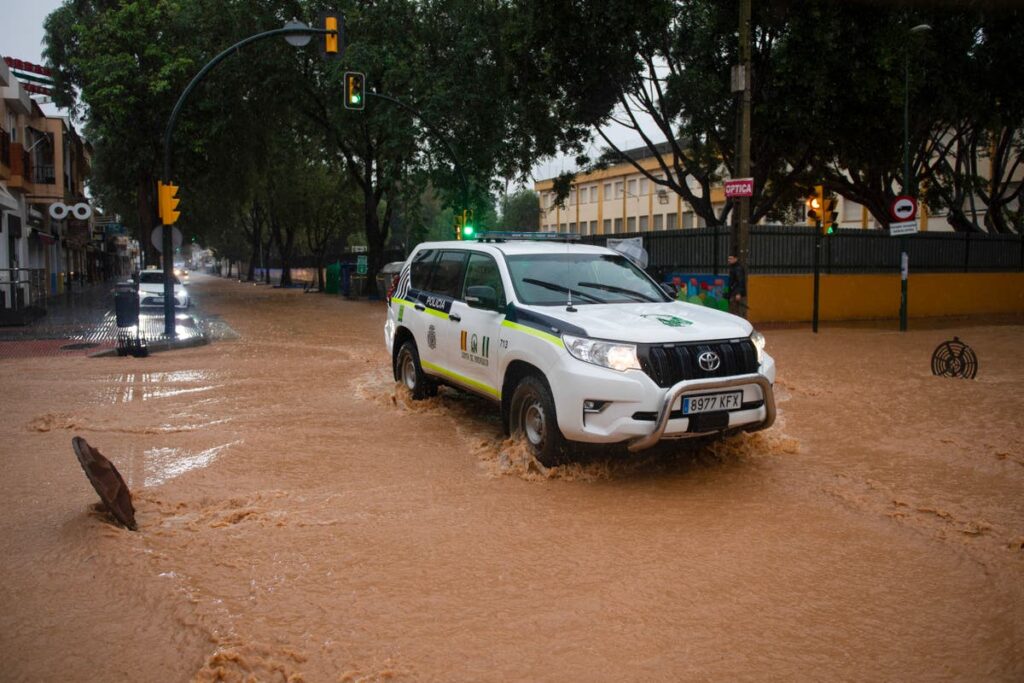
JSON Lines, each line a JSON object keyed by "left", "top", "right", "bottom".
{"left": 660, "top": 282, "right": 677, "bottom": 298}
{"left": 466, "top": 285, "right": 499, "bottom": 311}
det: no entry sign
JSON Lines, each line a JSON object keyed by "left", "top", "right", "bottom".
{"left": 890, "top": 195, "right": 918, "bottom": 222}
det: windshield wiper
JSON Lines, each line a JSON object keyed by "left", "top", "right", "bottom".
{"left": 522, "top": 278, "right": 605, "bottom": 303}
{"left": 576, "top": 281, "right": 659, "bottom": 302}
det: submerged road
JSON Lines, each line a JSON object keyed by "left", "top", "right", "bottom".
{"left": 1, "top": 273, "right": 1021, "bottom": 681}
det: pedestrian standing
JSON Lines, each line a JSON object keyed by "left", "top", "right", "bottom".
{"left": 727, "top": 254, "right": 748, "bottom": 319}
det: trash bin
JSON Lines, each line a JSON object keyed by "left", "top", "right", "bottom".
{"left": 339, "top": 263, "right": 354, "bottom": 297}
{"left": 351, "top": 274, "right": 367, "bottom": 298}
{"left": 113, "top": 282, "right": 139, "bottom": 328}
{"left": 325, "top": 262, "right": 340, "bottom": 294}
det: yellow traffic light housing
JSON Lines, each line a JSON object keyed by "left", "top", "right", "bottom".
{"left": 318, "top": 11, "right": 343, "bottom": 60}
{"left": 157, "top": 181, "right": 181, "bottom": 225}
{"left": 822, "top": 197, "right": 838, "bottom": 234}
{"left": 344, "top": 71, "right": 365, "bottom": 110}
{"left": 461, "top": 209, "right": 475, "bottom": 239}
{"left": 806, "top": 184, "right": 824, "bottom": 228}
{"left": 325, "top": 16, "right": 338, "bottom": 54}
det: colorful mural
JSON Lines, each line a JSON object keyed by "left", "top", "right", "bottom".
{"left": 664, "top": 273, "right": 730, "bottom": 312}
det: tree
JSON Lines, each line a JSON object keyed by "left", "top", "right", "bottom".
{"left": 497, "top": 189, "right": 540, "bottom": 231}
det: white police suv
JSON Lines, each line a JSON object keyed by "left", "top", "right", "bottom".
{"left": 384, "top": 232, "right": 776, "bottom": 465}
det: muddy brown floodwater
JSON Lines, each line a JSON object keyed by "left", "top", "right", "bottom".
{"left": 1, "top": 274, "right": 1021, "bottom": 682}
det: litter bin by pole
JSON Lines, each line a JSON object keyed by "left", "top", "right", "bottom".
{"left": 114, "top": 282, "right": 139, "bottom": 328}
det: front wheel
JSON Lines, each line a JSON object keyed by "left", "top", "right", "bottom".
{"left": 509, "top": 375, "right": 566, "bottom": 467}
{"left": 396, "top": 340, "right": 437, "bottom": 399}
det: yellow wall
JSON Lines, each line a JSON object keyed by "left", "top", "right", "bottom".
{"left": 749, "top": 272, "right": 1024, "bottom": 323}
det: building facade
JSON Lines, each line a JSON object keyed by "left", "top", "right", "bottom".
{"left": 1, "top": 57, "right": 103, "bottom": 322}
{"left": 533, "top": 142, "right": 1004, "bottom": 235}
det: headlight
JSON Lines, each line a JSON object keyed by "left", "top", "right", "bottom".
{"left": 563, "top": 334, "right": 641, "bottom": 372}
{"left": 750, "top": 330, "right": 766, "bottom": 364}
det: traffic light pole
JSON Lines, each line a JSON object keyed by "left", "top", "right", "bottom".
{"left": 159, "top": 24, "right": 336, "bottom": 336}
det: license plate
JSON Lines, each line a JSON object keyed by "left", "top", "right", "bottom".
{"left": 680, "top": 391, "right": 742, "bottom": 415}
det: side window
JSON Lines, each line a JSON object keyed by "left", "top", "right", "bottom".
{"left": 428, "top": 250, "right": 467, "bottom": 297}
{"left": 462, "top": 253, "right": 505, "bottom": 308}
{"left": 410, "top": 249, "right": 437, "bottom": 289}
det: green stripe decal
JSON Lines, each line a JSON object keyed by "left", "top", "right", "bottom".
{"left": 502, "top": 320, "right": 564, "bottom": 348}
{"left": 421, "top": 360, "right": 501, "bottom": 399}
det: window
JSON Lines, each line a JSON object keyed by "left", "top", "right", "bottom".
{"left": 589, "top": 186, "right": 597, "bottom": 203}
{"left": 627, "top": 217, "right": 636, "bottom": 232}
{"left": 640, "top": 178, "right": 649, "bottom": 196}
{"left": 463, "top": 253, "right": 505, "bottom": 307}
{"left": 569, "top": 222, "right": 576, "bottom": 231}
{"left": 589, "top": 220, "right": 598, "bottom": 234}
{"left": 506, "top": 253, "right": 665, "bottom": 306}
{"left": 614, "top": 182, "right": 624, "bottom": 199}
{"left": 410, "top": 249, "right": 438, "bottom": 289}
{"left": 614, "top": 217, "right": 623, "bottom": 232}
{"left": 639, "top": 215, "right": 649, "bottom": 231}
{"left": 628, "top": 179, "right": 637, "bottom": 197}
{"left": 682, "top": 212, "right": 692, "bottom": 229}
{"left": 427, "top": 250, "right": 467, "bottom": 297}
{"left": 667, "top": 213, "right": 678, "bottom": 230}
{"left": 653, "top": 214, "right": 664, "bottom": 230}
{"left": 603, "top": 183, "right": 612, "bottom": 200}
{"left": 603, "top": 219, "right": 611, "bottom": 233}
{"left": 560, "top": 223, "right": 567, "bottom": 231}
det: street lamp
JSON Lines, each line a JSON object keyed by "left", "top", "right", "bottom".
{"left": 899, "top": 23, "right": 931, "bottom": 333}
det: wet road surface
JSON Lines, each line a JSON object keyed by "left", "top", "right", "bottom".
{"left": 1, "top": 273, "right": 1021, "bottom": 681}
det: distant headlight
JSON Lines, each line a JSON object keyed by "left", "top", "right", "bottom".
{"left": 750, "top": 330, "right": 766, "bottom": 364}
{"left": 562, "top": 334, "right": 641, "bottom": 372}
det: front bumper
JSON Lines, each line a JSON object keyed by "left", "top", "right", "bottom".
{"left": 626, "top": 373, "right": 775, "bottom": 452}
{"left": 547, "top": 354, "right": 775, "bottom": 449}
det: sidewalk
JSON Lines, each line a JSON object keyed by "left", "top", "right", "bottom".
{"left": 0, "top": 278, "right": 208, "bottom": 359}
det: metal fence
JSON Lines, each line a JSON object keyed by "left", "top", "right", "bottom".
{"left": 579, "top": 225, "right": 1024, "bottom": 275}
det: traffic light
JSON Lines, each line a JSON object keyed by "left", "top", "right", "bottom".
{"left": 157, "top": 181, "right": 180, "bottom": 225}
{"left": 461, "top": 210, "right": 475, "bottom": 239}
{"left": 806, "top": 184, "right": 824, "bottom": 228}
{"left": 822, "top": 197, "right": 838, "bottom": 234}
{"left": 344, "top": 71, "right": 365, "bottom": 110}
{"left": 318, "top": 12, "right": 343, "bottom": 60}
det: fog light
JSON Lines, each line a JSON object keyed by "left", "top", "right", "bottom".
{"left": 583, "top": 400, "right": 608, "bottom": 414}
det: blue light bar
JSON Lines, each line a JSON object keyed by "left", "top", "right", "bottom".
{"left": 475, "top": 230, "right": 581, "bottom": 242}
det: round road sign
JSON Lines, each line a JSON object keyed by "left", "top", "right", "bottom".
{"left": 891, "top": 195, "right": 917, "bottom": 222}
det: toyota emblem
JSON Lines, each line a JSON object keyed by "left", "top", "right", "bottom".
{"left": 698, "top": 350, "right": 721, "bottom": 372}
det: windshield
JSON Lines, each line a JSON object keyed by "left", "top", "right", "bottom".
{"left": 505, "top": 253, "right": 667, "bottom": 306}
{"left": 139, "top": 272, "right": 181, "bottom": 285}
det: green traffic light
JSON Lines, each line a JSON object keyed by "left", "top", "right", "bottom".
{"left": 462, "top": 224, "right": 475, "bottom": 237}
{"left": 351, "top": 94, "right": 361, "bottom": 104}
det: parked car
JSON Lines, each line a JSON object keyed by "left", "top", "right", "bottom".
{"left": 137, "top": 270, "right": 190, "bottom": 309}
{"left": 384, "top": 232, "right": 776, "bottom": 465}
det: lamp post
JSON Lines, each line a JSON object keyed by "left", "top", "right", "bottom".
{"left": 899, "top": 23, "right": 931, "bottom": 332}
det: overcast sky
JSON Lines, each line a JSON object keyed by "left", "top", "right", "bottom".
{"left": 0, "top": 0, "right": 662, "bottom": 184}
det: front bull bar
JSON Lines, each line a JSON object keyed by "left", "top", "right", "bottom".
{"left": 627, "top": 373, "right": 776, "bottom": 452}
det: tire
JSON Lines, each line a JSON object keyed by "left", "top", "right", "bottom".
{"left": 509, "top": 374, "right": 566, "bottom": 467}
{"left": 396, "top": 340, "right": 437, "bottom": 399}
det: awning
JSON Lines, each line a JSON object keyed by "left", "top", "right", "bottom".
{"left": 31, "top": 228, "right": 56, "bottom": 245}
{"left": 0, "top": 184, "right": 18, "bottom": 212}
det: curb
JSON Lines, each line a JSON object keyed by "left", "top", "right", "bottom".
{"left": 89, "top": 335, "right": 209, "bottom": 358}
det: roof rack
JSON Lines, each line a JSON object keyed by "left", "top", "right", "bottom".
{"left": 474, "top": 230, "right": 581, "bottom": 243}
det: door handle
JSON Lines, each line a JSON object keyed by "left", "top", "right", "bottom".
{"left": 414, "top": 304, "right": 425, "bottom": 311}
{"left": 449, "top": 313, "right": 461, "bottom": 322}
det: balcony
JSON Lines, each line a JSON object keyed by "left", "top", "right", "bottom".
{"left": 33, "top": 163, "right": 56, "bottom": 185}
{"left": 7, "top": 142, "right": 32, "bottom": 191}
{"left": 0, "top": 129, "right": 10, "bottom": 177}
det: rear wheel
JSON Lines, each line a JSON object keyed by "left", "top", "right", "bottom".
{"left": 509, "top": 375, "right": 566, "bottom": 467}
{"left": 396, "top": 340, "right": 437, "bottom": 399}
